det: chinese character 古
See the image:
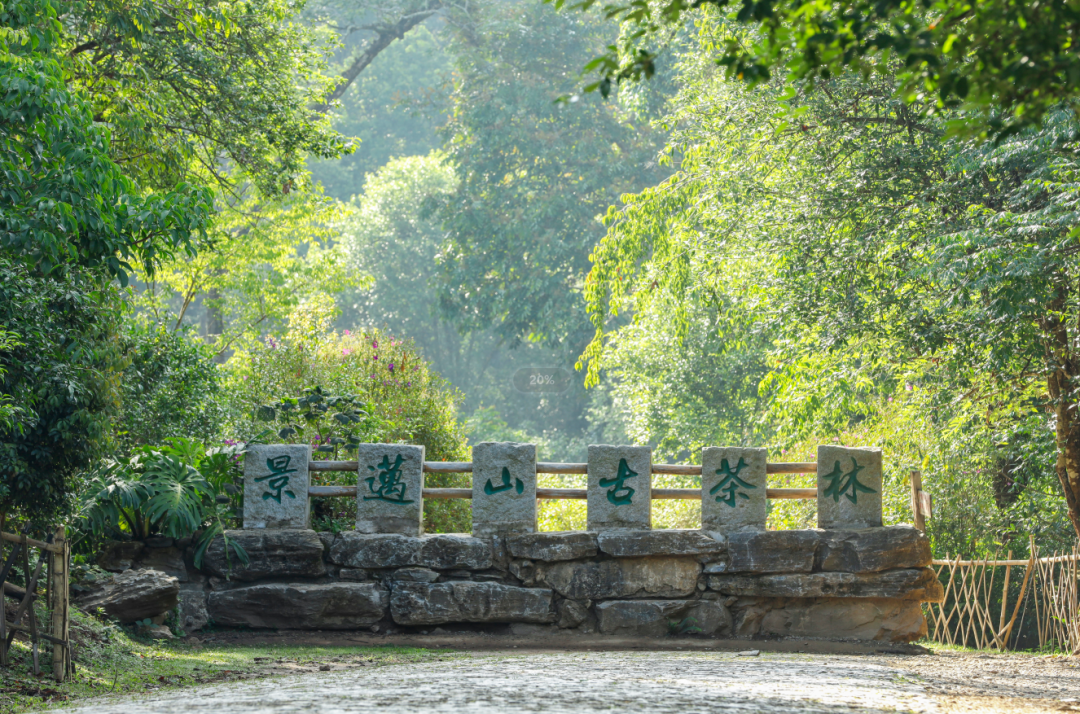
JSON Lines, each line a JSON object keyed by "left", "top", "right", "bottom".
{"left": 599, "top": 458, "right": 637, "bottom": 506}
{"left": 364, "top": 454, "right": 415, "bottom": 504}
{"left": 255, "top": 455, "right": 297, "bottom": 503}
{"left": 709, "top": 457, "right": 756, "bottom": 507}
{"left": 484, "top": 466, "right": 525, "bottom": 495}
{"left": 821, "top": 457, "right": 876, "bottom": 504}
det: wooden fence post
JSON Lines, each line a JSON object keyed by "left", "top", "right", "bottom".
{"left": 49, "top": 526, "right": 68, "bottom": 682}
{"left": 911, "top": 470, "right": 926, "bottom": 532}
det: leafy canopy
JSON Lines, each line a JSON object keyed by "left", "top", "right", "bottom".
{"left": 560, "top": 0, "right": 1080, "bottom": 140}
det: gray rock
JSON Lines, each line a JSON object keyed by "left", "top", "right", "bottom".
{"left": 507, "top": 531, "right": 598, "bottom": 562}
{"left": 356, "top": 443, "right": 424, "bottom": 535}
{"left": 509, "top": 560, "right": 536, "bottom": 585}
{"left": 751, "top": 597, "right": 927, "bottom": 643}
{"left": 390, "top": 582, "right": 555, "bottom": 625}
{"left": 393, "top": 568, "right": 440, "bottom": 583}
{"left": 708, "top": 568, "right": 944, "bottom": 601}
{"left": 472, "top": 442, "right": 537, "bottom": 536}
{"left": 136, "top": 546, "right": 188, "bottom": 582}
{"left": 75, "top": 568, "right": 180, "bottom": 623}
{"left": 534, "top": 557, "right": 701, "bottom": 600}
{"left": 587, "top": 445, "right": 651, "bottom": 531}
{"left": 144, "top": 536, "right": 175, "bottom": 548}
{"left": 816, "top": 526, "right": 932, "bottom": 573}
{"left": 420, "top": 534, "right": 493, "bottom": 570}
{"left": 243, "top": 444, "right": 310, "bottom": 529}
{"left": 330, "top": 533, "right": 492, "bottom": 571}
{"left": 596, "top": 530, "right": 724, "bottom": 559}
{"left": 317, "top": 531, "right": 336, "bottom": 553}
{"left": 96, "top": 540, "right": 145, "bottom": 572}
{"left": 207, "top": 583, "right": 387, "bottom": 629}
{"left": 595, "top": 600, "right": 731, "bottom": 637}
{"left": 720, "top": 530, "right": 819, "bottom": 573}
{"left": 817, "top": 445, "right": 882, "bottom": 529}
{"left": 701, "top": 447, "right": 768, "bottom": 531}
{"left": 178, "top": 587, "right": 209, "bottom": 632}
{"left": 340, "top": 568, "right": 373, "bottom": 582}
{"left": 556, "top": 599, "right": 590, "bottom": 629}
{"left": 200, "top": 529, "right": 326, "bottom": 581}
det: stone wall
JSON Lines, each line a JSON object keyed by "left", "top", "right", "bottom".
{"left": 98, "top": 525, "right": 941, "bottom": 642}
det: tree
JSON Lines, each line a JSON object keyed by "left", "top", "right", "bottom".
{"left": 564, "top": 0, "right": 1080, "bottom": 139}
{"left": 1, "top": 0, "right": 212, "bottom": 282}
{"left": 581, "top": 17, "right": 1080, "bottom": 542}
{"left": 435, "top": 0, "right": 666, "bottom": 346}
{"left": 0, "top": 259, "right": 124, "bottom": 522}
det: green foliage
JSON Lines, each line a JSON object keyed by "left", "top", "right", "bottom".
{"left": 435, "top": 0, "right": 666, "bottom": 346}
{"left": 0, "top": 259, "right": 124, "bottom": 521}
{"left": 0, "top": 0, "right": 212, "bottom": 282}
{"left": 77, "top": 438, "right": 248, "bottom": 567}
{"left": 64, "top": 0, "right": 348, "bottom": 197}
{"left": 116, "top": 322, "right": 224, "bottom": 450}
{"left": 562, "top": 0, "right": 1080, "bottom": 140}
{"left": 255, "top": 386, "right": 378, "bottom": 459}
{"left": 225, "top": 299, "right": 470, "bottom": 531}
{"left": 578, "top": 18, "right": 1080, "bottom": 553}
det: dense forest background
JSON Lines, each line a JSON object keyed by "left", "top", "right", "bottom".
{"left": 4, "top": 0, "right": 1080, "bottom": 560}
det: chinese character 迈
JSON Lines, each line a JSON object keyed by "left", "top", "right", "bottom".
{"left": 821, "top": 457, "right": 876, "bottom": 504}
{"left": 364, "top": 454, "right": 415, "bottom": 504}
{"left": 254, "top": 455, "right": 297, "bottom": 504}
{"left": 598, "top": 458, "right": 637, "bottom": 506}
{"left": 709, "top": 457, "right": 756, "bottom": 507}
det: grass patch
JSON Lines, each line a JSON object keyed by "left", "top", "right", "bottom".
{"left": 1, "top": 609, "right": 453, "bottom": 712}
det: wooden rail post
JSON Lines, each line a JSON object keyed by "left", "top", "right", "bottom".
{"left": 910, "top": 470, "right": 926, "bottom": 532}
{"left": 49, "top": 526, "right": 68, "bottom": 682}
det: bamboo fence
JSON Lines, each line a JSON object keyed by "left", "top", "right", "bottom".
{"left": 0, "top": 528, "right": 70, "bottom": 681}
{"left": 925, "top": 538, "right": 1080, "bottom": 653}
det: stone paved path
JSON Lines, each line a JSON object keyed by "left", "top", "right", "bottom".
{"left": 65, "top": 652, "right": 939, "bottom": 713}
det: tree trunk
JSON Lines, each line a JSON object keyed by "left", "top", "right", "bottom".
{"left": 205, "top": 287, "right": 226, "bottom": 364}
{"left": 1044, "top": 286, "right": 1080, "bottom": 539}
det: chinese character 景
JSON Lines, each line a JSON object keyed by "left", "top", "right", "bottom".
{"left": 599, "top": 458, "right": 637, "bottom": 506}
{"left": 821, "top": 457, "right": 876, "bottom": 504}
{"left": 709, "top": 457, "right": 756, "bottom": 507}
{"left": 255, "top": 455, "right": 297, "bottom": 503}
{"left": 364, "top": 454, "right": 415, "bottom": 504}
{"left": 484, "top": 466, "right": 525, "bottom": 495}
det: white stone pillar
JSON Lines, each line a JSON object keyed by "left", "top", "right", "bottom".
{"left": 243, "top": 444, "right": 310, "bottom": 529}
{"left": 587, "top": 445, "right": 651, "bottom": 531}
{"left": 471, "top": 442, "right": 537, "bottom": 536}
{"left": 356, "top": 444, "right": 425, "bottom": 535}
{"left": 701, "top": 447, "right": 767, "bottom": 531}
{"left": 816, "top": 445, "right": 883, "bottom": 529}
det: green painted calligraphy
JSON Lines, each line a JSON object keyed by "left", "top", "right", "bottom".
{"left": 599, "top": 458, "right": 637, "bottom": 506}
{"left": 255, "top": 455, "right": 297, "bottom": 503}
{"left": 364, "top": 454, "right": 415, "bottom": 504}
{"left": 709, "top": 457, "right": 756, "bottom": 507}
{"left": 484, "top": 466, "right": 525, "bottom": 495}
{"left": 821, "top": 457, "right": 876, "bottom": 504}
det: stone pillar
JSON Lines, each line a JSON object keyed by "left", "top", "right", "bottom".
{"left": 701, "top": 447, "right": 767, "bottom": 531}
{"left": 817, "top": 445, "right": 883, "bottom": 529}
{"left": 587, "top": 445, "right": 651, "bottom": 531}
{"left": 243, "top": 444, "right": 310, "bottom": 529}
{"left": 472, "top": 442, "right": 537, "bottom": 536}
{"left": 356, "top": 444, "right": 425, "bottom": 535}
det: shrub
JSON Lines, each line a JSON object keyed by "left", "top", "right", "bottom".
{"left": 224, "top": 298, "right": 470, "bottom": 532}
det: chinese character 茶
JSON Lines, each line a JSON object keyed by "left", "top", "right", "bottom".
{"left": 709, "top": 457, "right": 756, "bottom": 507}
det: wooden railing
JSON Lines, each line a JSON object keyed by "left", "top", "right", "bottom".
{"left": 0, "top": 528, "right": 69, "bottom": 681}
{"left": 308, "top": 460, "right": 818, "bottom": 500}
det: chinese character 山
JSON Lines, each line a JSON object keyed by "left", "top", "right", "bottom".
{"left": 484, "top": 466, "right": 525, "bottom": 495}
